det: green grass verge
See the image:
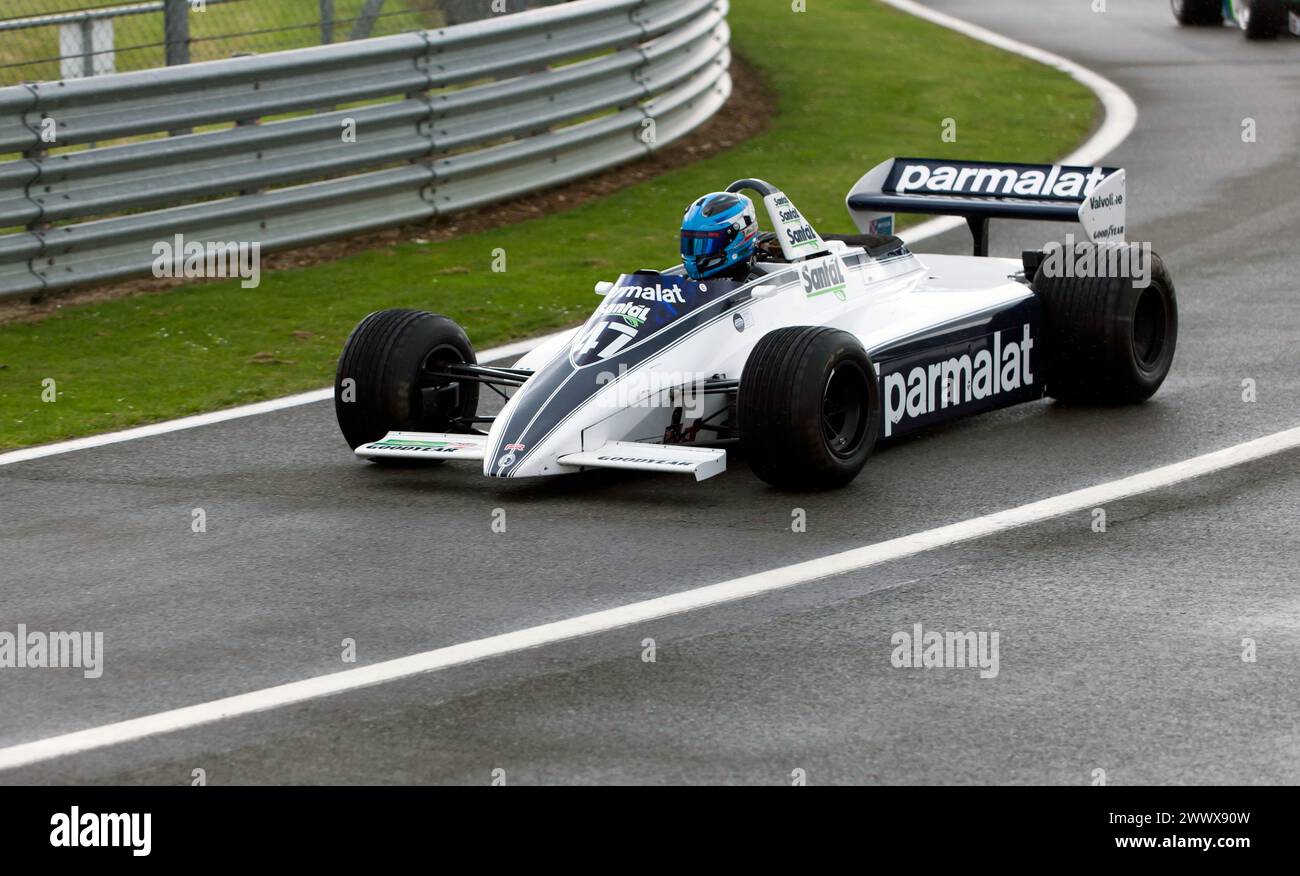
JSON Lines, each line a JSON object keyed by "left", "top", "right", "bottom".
{"left": 0, "top": 0, "right": 1097, "bottom": 451}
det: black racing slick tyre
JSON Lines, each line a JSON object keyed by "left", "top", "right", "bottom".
{"left": 739, "top": 326, "right": 880, "bottom": 490}
{"left": 1171, "top": 0, "right": 1224, "bottom": 24}
{"left": 334, "top": 309, "right": 479, "bottom": 455}
{"left": 1032, "top": 246, "right": 1177, "bottom": 405}
{"left": 1240, "top": 0, "right": 1287, "bottom": 37}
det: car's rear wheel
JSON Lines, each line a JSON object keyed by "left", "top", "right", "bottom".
{"left": 1240, "top": 0, "right": 1287, "bottom": 37}
{"left": 1171, "top": 0, "right": 1224, "bottom": 24}
{"left": 1031, "top": 246, "right": 1177, "bottom": 404}
{"left": 739, "top": 326, "right": 879, "bottom": 489}
{"left": 334, "top": 309, "right": 479, "bottom": 459}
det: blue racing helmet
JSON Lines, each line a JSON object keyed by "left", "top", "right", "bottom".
{"left": 680, "top": 192, "right": 759, "bottom": 280}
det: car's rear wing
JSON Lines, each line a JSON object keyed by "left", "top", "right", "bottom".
{"left": 846, "top": 157, "right": 1127, "bottom": 256}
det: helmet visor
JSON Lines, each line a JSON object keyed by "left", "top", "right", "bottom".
{"left": 680, "top": 227, "right": 737, "bottom": 259}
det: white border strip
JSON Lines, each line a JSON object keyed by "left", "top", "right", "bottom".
{"left": 0, "top": 0, "right": 1138, "bottom": 469}
{"left": 2, "top": 425, "right": 1297, "bottom": 771}
{"left": 882, "top": 0, "right": 1139, "bottom": 246}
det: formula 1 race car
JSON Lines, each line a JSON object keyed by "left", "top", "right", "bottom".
{"left": 334, "top": 157, "right": 1177, "bottom": 489}
{"left": 1172, "top": 0, "right": 1300, "bottom": 38}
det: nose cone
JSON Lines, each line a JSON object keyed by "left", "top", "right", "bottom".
{"left": 481, "top": 355, "right": 587, "bottom": 479}
{"left": 483, "top": 437, "right": 556, "bottom": 478}
{"left": 480, "top": 270, "right": 724, "bottom": 479}
{"left": 483, "top": 437, "right": 567, "bottom": 479}
{"left": 484, "top": 441, "right": 522, "bottom": 478}
{"left": 482, "top": 411, "right": 532, "bottom": 478}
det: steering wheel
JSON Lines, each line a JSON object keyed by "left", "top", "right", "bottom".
{"left": 753, "top": 231, "right": 784, "bottom": 262}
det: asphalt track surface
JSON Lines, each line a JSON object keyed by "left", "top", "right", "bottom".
{"left": 2, "top": 0, "right": 1298, "bottom": 784}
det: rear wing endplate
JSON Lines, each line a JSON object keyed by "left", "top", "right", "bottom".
{"left": 846, "top": 157, "right": 1127, "bottom": 256}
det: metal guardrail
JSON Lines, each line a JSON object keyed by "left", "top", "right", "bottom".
{"left": 0, "top": 0, "right": 731, "bottom": 299}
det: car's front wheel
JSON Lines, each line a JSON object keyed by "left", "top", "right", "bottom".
{"left": 739, "top": 326, "right": 880, "bottom": 489}
{"left": 334, "top": 309, "right": 479, "bottom": 458}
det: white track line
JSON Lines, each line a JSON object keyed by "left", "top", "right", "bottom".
{"left": 0, "top": 1, "right": 1138, "bottom": 469}
{"left": 883, "top": 0, "right": 1139, "bottom": 246}
{"left": 2, "top": 425, "right": 1297, "bottom": 771}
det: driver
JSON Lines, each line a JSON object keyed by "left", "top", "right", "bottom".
{"left": 679, "top": 192, "right": 759, "bottom": 282}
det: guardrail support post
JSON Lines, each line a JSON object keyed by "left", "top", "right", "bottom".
{"left": 21, "top": 137, "right": 49, "bottom": 303}
{"left": 349, "top": 0, "right": 386, "bottom": 41}
{"left": 320, "top": 0, "right": 335, "bottom": 44}
{"left": 164, "top": 0, "right": 191, "bottom": 67}
{"left": 79, "top": 20, "right": 95, "bottom": 78}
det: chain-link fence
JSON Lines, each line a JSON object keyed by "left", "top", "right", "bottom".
{"left": 0, "top": 0, "right": 558, "bottom": 86}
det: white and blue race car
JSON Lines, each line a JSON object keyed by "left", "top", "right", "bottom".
{"left": 334, "top": 158, "right": 1177, "bottom": 490}
{"left": 1172, "top": 0, "right": 1300, "bottom": 38}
